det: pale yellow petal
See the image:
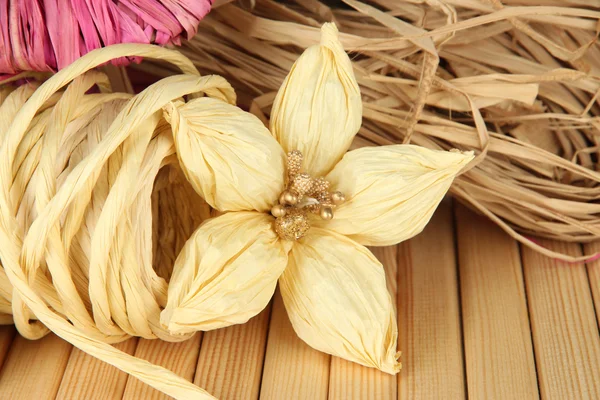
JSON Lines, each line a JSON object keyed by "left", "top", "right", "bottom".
{"left": 161, "top": 212, "right": 289, "bottom": 334}
{"left": 165, "top": 97, "right": 285, "bottom": 212}
{"left": 322, "top": 145, "right": 474, "bottom": 246}
{"left": 279, "top": 228, "right": 400, "bottom": 374}
{"left": 270, "top": 23, "right": 362, "bottom": 177}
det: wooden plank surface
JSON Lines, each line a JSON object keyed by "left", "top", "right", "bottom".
{"left": 123, "top": 334, "right": 202, "bottom": 400}
{"left": 455, "top": 205, "right": 539, "bottom": 399}
{"left": 583, "top": 241, "right": 600, "bottom": 329}
{"left": 397, "top": 201, "right": 466, "bottom": 400}
{"left": 0, "top": 333, "right": 72, "bottom": 399}
{"left": 0, "top": 200, "right": 599, "bottom": 399}
{"left": 260, "top": 291, "right": 330, "bottom": 400}
{"left": 521, "top": 240, "right": 600, "bottom": 399}
{"left": 0, "top": 326, "right": 16, "bottom": 369}
{"left": 195, "top": 307, "right": 271, "bottom": 400}
{"left": 56, "top": 339, "right": 137, "bottom": 400}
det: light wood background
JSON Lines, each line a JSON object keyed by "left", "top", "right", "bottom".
{"left": 0, "top": 200, "right": 599, "bottom": 400}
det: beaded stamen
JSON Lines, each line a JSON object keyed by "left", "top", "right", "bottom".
{"left": 272, "top": 150, "right": 346, "bottom": 240}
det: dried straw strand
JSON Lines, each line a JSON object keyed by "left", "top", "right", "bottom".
{"left": 137, "top": 0, "right": 600, "bottom": 261}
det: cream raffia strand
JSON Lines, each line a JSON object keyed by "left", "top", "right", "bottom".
{"left": 0, "top": 25, "right": 471, "bottom": 398}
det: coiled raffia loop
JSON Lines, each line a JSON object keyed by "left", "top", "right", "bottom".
{"left": 0, "top": 44, "right": 237, "bottom": 400}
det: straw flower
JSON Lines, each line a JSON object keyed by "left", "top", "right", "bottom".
{"left": 161, "top": 23, "right": 473, "bottom": 373}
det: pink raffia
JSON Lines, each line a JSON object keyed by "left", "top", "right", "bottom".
{"left": 0, "top": 0, "right": 212, "bottom": 77}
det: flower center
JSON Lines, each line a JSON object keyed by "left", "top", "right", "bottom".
{"left": 271, "top": 150, "right": 346, "bottom": 241}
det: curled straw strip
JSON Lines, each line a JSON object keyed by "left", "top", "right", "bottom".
{"left": 0, "top": 44, "right": 228, "bottom": 399}
{"left": 137, "top": 0, "right": 600, "bottom": 262}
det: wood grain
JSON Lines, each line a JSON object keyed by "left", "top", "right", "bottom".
{"left": 122, "top": 334, "right": 202, "bottom": 400}
{"left": 260, "top": 291, "right": 330, "bottom": 400}
{"left": 0, "top": 333, "right": 72, "bottom": 399}
{"left": 455, "top": 205, "right": 539, "bottom": 399}
{"left": 56, "top": 338, "right": 137, "bottom": 400}
{"left": 397, "top": 201, "right": 466, "bottom": 399}
{"left": 522, "top": 240, "right": 600, "bottom": 399}
{"left": 0, "top": 325, "right": 16, "bottom": 369}
{"left": 583, "top": 242, "right": 600, "bottom": 330}
{"left": 195, "top": 306, "right": 271, "bottom": 400}
{"left": 328, "top": 246, "right": 398, "bottom": 400}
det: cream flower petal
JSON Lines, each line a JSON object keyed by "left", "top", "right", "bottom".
{"left": 321, "top": 145, "right": 474, "bottom": 246}
{"left": 270, "top": 23, "right": 362, "bottom": 177}
{"left": 279, "top": 227, "right": 400, "bottom": 374}
{"left": 165, "top": 97, "right": 286, "bottom": 212}
{"left": 161, "top": 211, "right": 290, "bottom": 334}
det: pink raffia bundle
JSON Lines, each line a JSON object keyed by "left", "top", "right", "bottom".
{"left": 0, "top": 0, "right": 213, "bottom": 77}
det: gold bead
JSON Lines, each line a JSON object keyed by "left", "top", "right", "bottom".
{"left": 307, "top": 204, "right": 321, "bottom": 214}
{"left": 271, "top": 204, "right": 287, "bottom": 218}
{"left": 274, "top": 209, "right": 310, "bottom": 241}
{"left": 316, "top": 191, "right": 333, "bottom": 207}
{"left": 320, "top": 207, "right": 334, "bottom": 220}
{"left": 332, "top": 191, "right": 346, "bottom": 204}
{"left": 291, "top": 173, "right": 313, "bottom": 196}
{"left": 287, "top": 150, "right": 303, "bottom": 177}
{"left": 310, "top": 177, "right": 330, "bottom": 196}
{"left": 280, "top": 191, "right": 298, "bottom": 205}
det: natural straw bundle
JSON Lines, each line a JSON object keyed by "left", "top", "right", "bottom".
{"left": 137, "top": 0, "right": 600, "bottom": 261}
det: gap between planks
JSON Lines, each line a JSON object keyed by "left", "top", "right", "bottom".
{"left": 123, "top": 334, "right": 203, "bottom": 399}
{"left": 455, "top": 204, "right": 539, "bottom": 399}
{"left": 585, "top": 242, "right": 600, "bottom": 333}
{"left": 522, "top": 239, "right": 600, "bottom": 399}
{"left": 397, "top": 200, "right": 465, "bottom": 399}
{"left": 56, "top": 338, "right": 137, "bottom": 400}
{"left": 0, "top": 333, "right": 72, "bottom": 399}
{"left": 195, "top": 305, "right": 271, "bottom": 399}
